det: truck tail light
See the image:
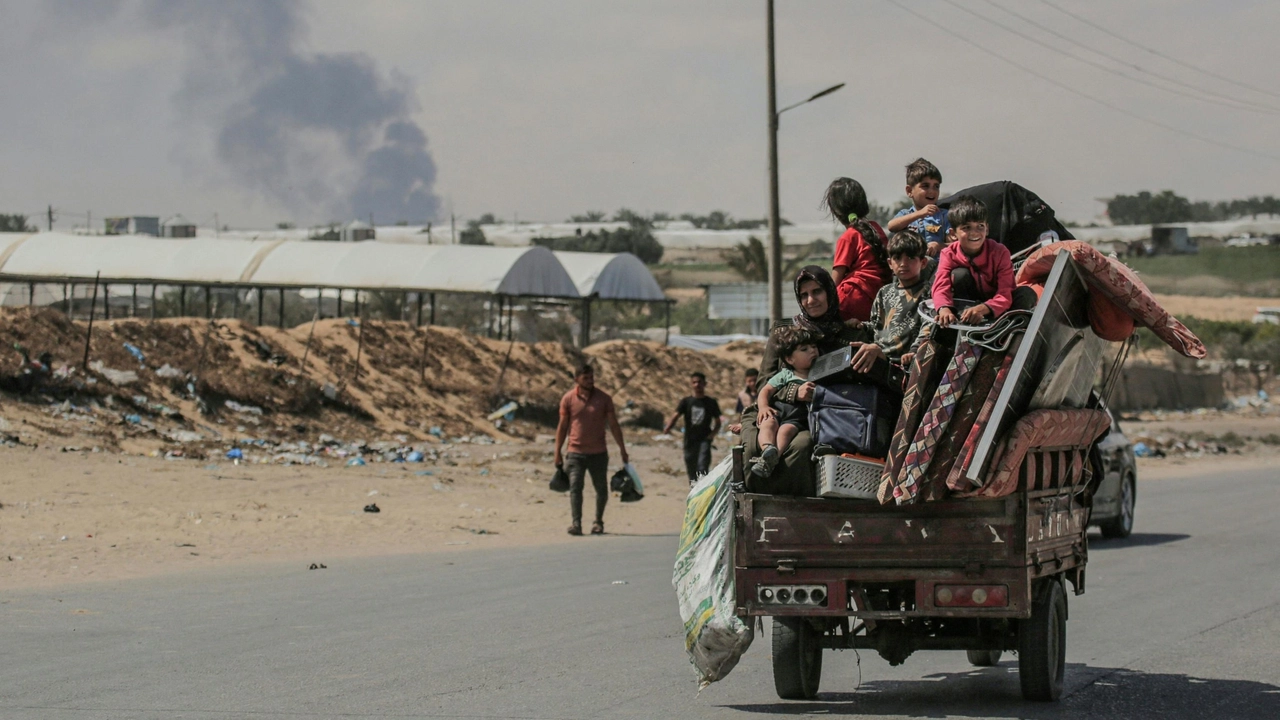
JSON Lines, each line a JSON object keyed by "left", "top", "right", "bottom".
{"left": 934, "top": 584, "right": 1008, "bottom": 607}
{"left": 757, "top": 585, "right": 828, "bottom": 606}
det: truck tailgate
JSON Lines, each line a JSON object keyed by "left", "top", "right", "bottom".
{"left": 736, "top": 493, "right": 1023, "bottom": 569}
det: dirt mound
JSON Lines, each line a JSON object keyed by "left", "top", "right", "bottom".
{"left": 0, "top": 308, "right": 754, "bottom": 453}
{"left": 705, "top": 338, "right": 765, "bottom": 371}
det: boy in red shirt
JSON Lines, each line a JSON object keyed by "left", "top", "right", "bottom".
{"left": 932, "top": 195, "right": 1014, "bottom": 328}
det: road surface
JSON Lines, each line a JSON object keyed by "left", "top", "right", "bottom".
{"left": 3, "top": 465, "right": 1278, "bottom": 719}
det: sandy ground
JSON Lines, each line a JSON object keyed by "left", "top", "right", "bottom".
{"left": 1151, "top": 293, "right": 1280, "bottom": 322}
{"left": 0, "top": 435, "right": 703, "bottom": 591}
{"left": 4, "top": 415, "right": 1275, "bottom": 593}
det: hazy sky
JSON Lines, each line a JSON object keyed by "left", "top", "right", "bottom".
{"left": 2, "top": 0, "right": 1278, "bottom": 230}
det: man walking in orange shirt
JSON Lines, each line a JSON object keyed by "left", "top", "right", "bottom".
{"left": 554, "top": 364, "right": 630, "bottom": 536}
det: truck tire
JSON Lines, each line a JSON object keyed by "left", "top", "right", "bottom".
{"left": 1019, "top": 579, "right": 1067, "bottom": 701}
{"left": 966, "top": 649, "right": 1003, "bottom": 666}
{"left": 772, "top": 617, "right": 822, "bottom": 699}
{"left": 1100, "top": 472, "right": 1135, "bottom": 539}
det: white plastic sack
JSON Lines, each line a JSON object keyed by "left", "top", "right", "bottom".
{"left": 623, "top": 463, "right": 644, "bottom": 495}
{"left": 672, "top": 454, "right": 753, "bottom": 688}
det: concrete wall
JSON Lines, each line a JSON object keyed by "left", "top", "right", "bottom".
{"left": 1110, "top": 363, "right": 1225, "bottom": 410}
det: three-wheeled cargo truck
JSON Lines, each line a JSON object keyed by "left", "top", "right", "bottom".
{"left": 732, "top": 250, "right": 1123, "bottom": 702}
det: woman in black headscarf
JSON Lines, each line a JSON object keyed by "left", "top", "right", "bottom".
{"left": 742, "top": 266, "right": 872, "bottom": 495}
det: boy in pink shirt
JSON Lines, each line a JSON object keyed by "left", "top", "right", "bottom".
{"left": 932, "top": 195, "right": 1014, "bottom": 328}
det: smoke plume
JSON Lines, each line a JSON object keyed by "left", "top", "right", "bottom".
{"left": 64, "top": 0, "right": 441, "bottom": 224}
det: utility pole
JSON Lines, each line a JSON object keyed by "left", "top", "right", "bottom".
{"left": 766, "top": 0, "right": 783, "bottom": 326}
{"left": 450, "top": 213, "right": 456, "bottom": 244}
{"left": 47, "top": 205, "right": 55, "bottom": 232}
{"left": 87, "top": 210, "right": 92, "bottom": 235}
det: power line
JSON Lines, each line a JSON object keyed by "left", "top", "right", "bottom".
{"left": 1038, "top": 0, "right": 1280, "bottom": 103}
{"left": 881, "top": 0, "right": 1280, "bottom": 163}
{"left": 940, "top": 0, "right": 1280, "bottom": 116}
{"left": 982, "top": 0, "right": 1280, "bottom": 114}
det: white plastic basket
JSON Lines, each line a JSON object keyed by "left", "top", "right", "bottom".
{"left": 816, "top": 454, "right": 885, "bottom": 500}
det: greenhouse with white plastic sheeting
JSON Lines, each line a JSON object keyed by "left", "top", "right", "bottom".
{"left": 0, "top": 233, "right": 668, "bottom": 345}
{"left": 552, "top": 250, "right": 673, "bottom": 346}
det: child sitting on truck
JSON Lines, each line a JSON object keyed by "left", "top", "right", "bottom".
{"left": 933, "top": 195, "right": 1015, "bottom": 329}
{"left": 751, "top": 326, "right": 818, "bottom": 478}
{"left": 850, "top": 229, "right": 937, "bottom": 373}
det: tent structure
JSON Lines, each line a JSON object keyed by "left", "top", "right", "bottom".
{"left": 553, "top": 251, "right": 670, "bottom": 346}
{"left": 0, "top": 234, "right": 668, "bottom": 344}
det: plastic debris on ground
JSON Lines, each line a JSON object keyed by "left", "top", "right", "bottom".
{"left": 673, "top": 455, "right": 753, "bottom": 688}
{"left": 363, "top": 503, "right": 379, "bottom": 513}
{"left": 347, "top": 457, "right": 367, "bottom": 467}
{"left": 486, "top": 401, "right": 519, "bottom": 422}
{"left": 225, "top": 400, "right": 264, "bottom": 415}
{"left": 122, "top": 343, "right": 146, "bottom": 365}
{"left": 225, "top": 448, "right": 244, "bottom": 460}
{"left": 89, "top": 361, "right": 138, "bottom": 386}
{"left": 155, "top": 364, "right": 184, "bottom": 378}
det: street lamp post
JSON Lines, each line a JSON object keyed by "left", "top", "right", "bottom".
{"left": 765, "top": 1, "right": 844, "bottom": 325}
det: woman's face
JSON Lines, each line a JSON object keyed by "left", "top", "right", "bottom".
{"left": 797, "top": 279, "right": 829, "bottom": 318}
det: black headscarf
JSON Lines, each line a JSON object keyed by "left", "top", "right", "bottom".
{"left": 792, "top": 265, "right": 845, "bottom": 341}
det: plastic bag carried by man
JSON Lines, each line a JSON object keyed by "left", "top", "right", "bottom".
{"left": 672, "top": 455, "right": 753, "bottom": 688}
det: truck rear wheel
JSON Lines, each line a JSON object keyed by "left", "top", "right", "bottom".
{"left": 966, "top": 649, "right": 1003, "bottom": 666}
{"left": 772, "top": 617, "right": 822, "bottom": 699}
{"left": 1019, "top": 579, "right": 1067, "bottom": 701}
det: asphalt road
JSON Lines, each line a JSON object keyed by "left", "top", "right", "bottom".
{"left": 3, "top": 465, "right": 1278, "bottom": 720}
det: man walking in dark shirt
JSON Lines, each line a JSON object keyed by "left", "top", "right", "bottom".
{"left": 663, "top": 371, "right": 722, "bottom": 484}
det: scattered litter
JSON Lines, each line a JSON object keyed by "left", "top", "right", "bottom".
{"left": 652, "top": 433, "right": 674, "bottom": 441}
{"left": 416, "top": 469, "right": 435, "bottom": 476}
{"left": 168, "top": 430, "right": 203, "bottom": 443}
{"left": 123, "top": 343, "right": 146, "bottom": 365}
{"left": 406, "top": 450, "right": 424, "bottom": 462}
{"left": 367, "top": 490, "right": 378, "bottom": 496}
{"left": 486, "top": 401, "right": 519, "bottom": 421}
{"left": 225, "top": 400, "right": 264, "bottom": 415}
{"left": 347, "top": 457, "right": 367, "bottom": 467}
{"left": 452, "top": 526, "right": 496, "bottom": 535}
{"left": 225, "top": 448, "right": 244, "bottom": 460}
{"left": 323, "top": 383, "right": 338, "bottom": 400}
{"left": 308, "top": 563, "right": 328, "bottom": 570}
{"left": 363, "top": 503, "right": 380, "bottom": 513}
{"left": 124, "top": 414, "right": 142, "bottom": 425}
{"left": 89, "top": 361, "right": 138, "bottom": 386}
{"left": 479, "top": 468, "right": 490, "bottom": 476}
{"left": 612, "top": 581, "right": 629, "bottom": 585}
{"left": 59, "top": 535, "right": 68, "bottom": 542}
{"left": 155, "top": 363, "right": 184, "bottom": 378}
{"left": 428, "top": 426, "right": 444, "bottom": 438}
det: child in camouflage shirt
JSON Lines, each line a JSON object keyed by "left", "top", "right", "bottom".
{"left": 849, "top": 230, "right": 936, "bottom": 372}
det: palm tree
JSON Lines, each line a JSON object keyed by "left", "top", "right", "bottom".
{"left": 724, "top": 236, "right": 827, "bottom": 282}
